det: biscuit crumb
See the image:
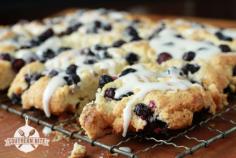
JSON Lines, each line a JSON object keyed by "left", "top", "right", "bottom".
{"left": 68, "top": 142, "right": 86, "bottom": 158}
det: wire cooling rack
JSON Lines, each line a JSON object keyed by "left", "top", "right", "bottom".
{"left": 1, "top": 101, "right": 236, "bottom": 158}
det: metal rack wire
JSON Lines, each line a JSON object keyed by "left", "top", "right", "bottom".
{"left": 1, "top": 102, "right": 236, "bottom": 158}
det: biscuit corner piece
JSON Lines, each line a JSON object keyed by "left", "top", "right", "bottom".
{"left": 68, "top": 142, "right": 86, "bottom": 158}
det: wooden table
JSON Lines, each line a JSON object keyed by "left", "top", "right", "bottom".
{"left": 1, "top": 11, "right": 236, "bottom": 158}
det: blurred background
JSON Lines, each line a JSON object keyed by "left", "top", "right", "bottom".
{"left": 1, "top": 0, "right": 236, "bottom": 24}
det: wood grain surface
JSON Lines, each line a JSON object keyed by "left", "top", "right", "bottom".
{"left": 1, "top": 10, "right": 236, "bottom": 158}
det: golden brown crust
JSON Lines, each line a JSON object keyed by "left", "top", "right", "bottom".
{"left": 79, "top": 103, "right": 111, "bottom": 139}
{"left": 8, "top": 61, "right": 45, "bottom": 97}
{"left": 0, "top": 60, "right": 15, "bottom": 90}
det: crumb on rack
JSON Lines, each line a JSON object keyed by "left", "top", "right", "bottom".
{"left": 68, "top": 142, "right": 86, "bottom": 158}
{"left": 42, "top": 126, "right": 52, "bottom": 136}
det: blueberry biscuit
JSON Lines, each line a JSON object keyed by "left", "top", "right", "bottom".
{"left": 79, "top": 64, "right": 216, "bottom": 139}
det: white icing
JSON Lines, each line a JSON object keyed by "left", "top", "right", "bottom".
{"left": 150, "top": 28, "right": 221, "bottom": 61}
{"left": 36, "top": 37, "right": 62, "bottom": 57}
{"left": 222, "top": 29, "right": 236, "bottom": 39}
{"left": 42, "top": 74, "right": 66, "bottom": 117}
{"left": 95, "top": 59, "right": 119, "bottom": 75}
{"left": 45, "top": 50, "right": 79, "bottom": 70}
{"left": 16, "top": 49, "right": 37, "bottom": 62}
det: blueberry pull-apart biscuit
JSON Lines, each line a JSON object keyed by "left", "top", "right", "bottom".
{"left": 79, "top": 64, "right": 216, "bottom": 139}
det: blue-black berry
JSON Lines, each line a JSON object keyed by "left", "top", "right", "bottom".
{"left": 182, "top": 51, "right": 196, "bottom": 61}
{"left": 99, "top": 75, "right": 114, "bottom": 88}
{"left": 125, "top": 53, "right": 139, "bottom": 65}
{"left": 134, "top": 103, "right": 153, "bottom": 120}
{"left": 119, "top": 68, "right": 136, "bottom": 77}
{"left": 66, "top": 64, "right": 77, "bottom": 75}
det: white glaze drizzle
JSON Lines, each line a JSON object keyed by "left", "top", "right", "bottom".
{"left": 36, "top": 37, "right": 62, "bottom": 57}
{"left": 150, "top": 28, "right": 221, "bottom": 61}
{"left": 42, "top": 74, "right": 66, "bottom": 117}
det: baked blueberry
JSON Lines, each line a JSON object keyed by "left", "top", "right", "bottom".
{"left": 48, "top": 70, "right": 59, "bottom": 77}
{"left": 103, "top": 24, "right": 112, "bottom": 31}
{"left": 66, "top": 64, "right": 78, "bottom": 75}
{"left": 134, "top": 103, "right": 153, "bottom": 120}
{"left": 94, "top": 20, "right": 102, "bottom": 28}
{"left": 94, "top": 44, "right": 107, "bottom": 51}
{"left": 125, "top": 53, "right": 139, "bottom": 65}
{"left": 103, "top": 51, "right": 112, "bottom": 59}
{"left": 175, "top": 34, "right": 184, "bottom": 39}
{"left": 99, "top": 75, "right": 114, "bottom": 88}
{"left": 0, "top": 53, "right": 12, "bottom": 61}
{"left": 81, "top": 48, "right": 95, "bottom": 56}
{"left": 182, "top": 51, "right": 196, "bottom": 61}
{"left": 215, "top": 31, "right": 233, "bottom": 41}
{"left": 86, "top": 20, "right": 102, "bottom": 33}
{"left": 59, "top": 22, "right": 82, "bottom": 36}
{"left": 37, "top": 28, "right": 54, "bottom": 43}
{"left": 24, "top": 73, "right": 43, "bottom": 86}
{"left": 119, "top": 68, "right": 136, "bottom": 77}
{"left": 126, "top": 26, "right": 141, "bottom": 41}
{"left": 182, "top": 63, "right": 200, "bottom": 75}
{"left": 112, "top": 40, "right": 126, "bottom": 47}
{"left": 104, "top": 88, "right": 116, "bottom": 99}
{"left": 58, "top": 47, "right": 72, "bottom": 52}
{"left": 42, "top": 49, "right": 55, "bottom": 61}
{"left": 64, "top": 74, "right": 80, "bottom": 85}
{"left": 11, "top": 93, "right": 21, "bottom": 104}
{"left": 219, "top": 44, "right": 231, "bottom": 52}
{"left": 12, "top": 59, "right": 25, "bottom": 72}
{"left": 157, "top": 52, "right": 172, "bottom": 64}
{"left": 84, "top": 59, "right": 97, "bottom": 64}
